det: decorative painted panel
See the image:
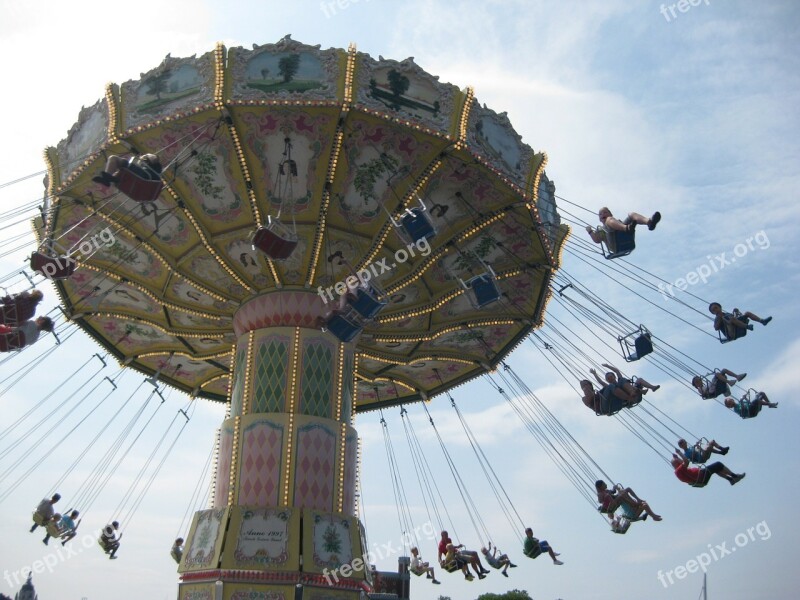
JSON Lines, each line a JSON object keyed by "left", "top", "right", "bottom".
{"left": 238, "top": 418, "right": 284, "bottom": 506}
{"left": 293, "top": 421, "right": 337, "bottom": 511}
{"left": 298, "top": 338, "right": 334, "bottom": 418}
{"left": 251, "top": 335, "right": 291, "bottom": 414}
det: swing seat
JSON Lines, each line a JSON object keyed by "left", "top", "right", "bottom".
{"left": 252, "top": 219, "right": 298, "bottom": 261}
{"left": 718, "top": 320, "right": 748, "bottom": 344}
{"left": 348, "top": 286, "right": 387, "bottom": 319}
{"left": 45, "top": 520, "right": 64, "bottom": 538}
{"left": 400, "top": 208, "right": 437, "bottom": 243}
{"left": 29, "top": 251, "right": 76, "bottom": 280}
{"left": 442, "top": 559, "right": 461, "bottom": 573}
{"left": 115, "top": 166, "right": 164, "bottom": 202}
{"left": 601, "top": 230, "right": 635, "bottom": 260}
{"left": 0, "top": 330, "right": 26, "bottom": 352}
{"left": 324, "top": 312, "right": 363, "bottom": 343}
{"left": 465, "top": 273, "right": 501, "bottom": 308}
{"left": 618, "top": 326, "right": 653, "bottom": 362}
{"left": 735, "top": 390, "right": 764, "bottom": 419}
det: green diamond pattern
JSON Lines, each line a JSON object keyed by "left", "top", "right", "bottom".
{"left": 252, "top": 340, "right": 289, "bottom": 413}
{"left": 229, "top": 347, "right": 248, "bottom": 417}
{"left": 300, "top": 342, "right": 333, "bottom": 418}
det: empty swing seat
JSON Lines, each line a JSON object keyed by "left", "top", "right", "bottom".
{"left": 252, "top": 221, "right": 298, "bottom": 261}
{"left": 115, "top": 166, "right": 164, "bottom": 202}
{"left": 401, "top": 208, "right": 436, "bottom": 243}
{"left": 325, "top": 313, "right": 363, "bottom": 343}
{"left": 467, "top": 273, "right": 501, "bottom": 308}
{"left": 602, "top": 230, "right": 636, "bottom": 260}
{"left": 618, "top": 326, "right": 653, "bottom": 362}
{"left": 348, "top": 287, "right": 387, "bottom": 319}
{"left": 30, "top": 251, "right": 76, "bottom": 280}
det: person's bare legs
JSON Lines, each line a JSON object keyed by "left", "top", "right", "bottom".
{"left": 756, "top": 391, "right": 778, "bottom": 408}
{"left": 617, "top": 487, "right": 661, "bottom": 520}
{"left": 603, "top": 216, "right": 629, "bottom": 232}
{"left": 612, "top": 386, "right": 637, "bottom": 404}
{"left": 104, "top": 156, "right": 128, "bottom": 175}
{"left": 742, "top": 311, "right": 771, "bottom": 325}
{"left": 635, "top": 377, "right": 660, "bottom": 392}
{"left": 718, "top": 369, "right": 745, "bottom": 382}
{"left": 628, "top": 211, "right": 661, "bottom": 230}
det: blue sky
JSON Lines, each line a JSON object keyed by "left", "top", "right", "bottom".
{"left": 0, "top": 1, "right": 798, "bottom": 599}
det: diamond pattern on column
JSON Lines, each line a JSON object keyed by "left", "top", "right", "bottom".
{"left": 299, "top": 340, "right": 334, "bottom": 418}
{"left": 252, "top": 337, "right": 290, "bottom": 413}
{"left": 293, "top": 424, "right": 336, "bottom": 511}
{"left": 239, "top": 420, "right": 283, "bottom": 506}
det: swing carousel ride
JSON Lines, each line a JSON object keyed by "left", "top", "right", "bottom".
{"left": 32, "top": 37, "right": 568, "bottom": 599}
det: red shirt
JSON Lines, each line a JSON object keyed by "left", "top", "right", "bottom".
{"left": 674, "top": 463, "right": 701, "bottom": 484}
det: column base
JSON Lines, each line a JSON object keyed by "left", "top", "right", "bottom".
{"left": 177, "top": 507, "right": 369, "bottom": 599}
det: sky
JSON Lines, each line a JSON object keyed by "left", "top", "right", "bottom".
{"left": 0, "top": 1, "right": 799, "bottom": 599}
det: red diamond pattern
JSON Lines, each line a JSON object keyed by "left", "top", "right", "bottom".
{"left": 233, "top": 292, "right": 329, "bottom": 336}
{"left": 293, "top": 424, "right": 336, "bottom": 511}
{"left": 239, "top": 421, "right": 283, "bottom": 506}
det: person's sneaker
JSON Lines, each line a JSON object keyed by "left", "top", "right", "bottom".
{"left": 432, "top": 579, "right": 441, "bottom": 585}
{"left": 481, "top": 569, "right": 491, "bottom": 575}
{"left": 109, "top": 556, "right": 118, "bottom": 560}
{"left": 770, "top": 402, "right": 779, "bottom": 408}
{"left": 648, "top": 211, "right": 661, "bottom": 231}
{"left": 478, "top": 574, "right": 486, "bottom": 579}
{"left": 720, "top": 446, "right": 729, "bottom": 455}
{"left": 509, "top": 563, "right": 518, "bottom": 568}
{"left": 652, "top": 385, "right": 661, "bottom": 392}
{"left": 426, "top": 574, "right": 432, "bottom": 579}
{"left": 737, "top": 373, "right": 747, "bottom": 381}
{"left": 746, "top": 324, "right": 754, "bottom": 331}
{"left": 29, "top": 524, "right": 37, "bottom": 533}
{"left": 762, "top": 316, "right": 772, "bottom": 326}
{"left": 553, "top": 560, "right": 564, "bottom": 565}
{"left": 502, "top": 571, "right": 509, "bottom": 577}
{"left": 43, "top": 538, "right": 49, "bottom": 545}
{"left": 731, "top": 473, "right": 746, "bottom": 485}
{"left": 465, "top": 574, "right": 474, "bottom": 581}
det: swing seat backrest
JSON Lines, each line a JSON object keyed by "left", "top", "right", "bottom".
{"left": 252, "top": 224, "right": 298, "bottom": 261}
{"left": 45, "top": 520, "right": 63, "bottom": 537}
{"left": 718, "top": 324, "right": 747, "bottom": 344}
{"left": 401, "top": 208, "right": 436, "bottom": 243}
{"left": 466, "top": 273, "right": 501, "bottom": 308}
{"left": 348, "top": 287, "right": 387, "bottom": 319}
{"left": 602, "top": 230, "right": 635, "bottom": 260}
{"left": 116, "top": 166, "right": 164, "bottom": 202}
{"left": 325, "top": 312, "right": 362, "bottom": 343}
{"left": 30, "top": 251, "right": 76, "bottom": 280}
{"left": 619, "top": 329, "right": 653, "bottom": 362}
{"left": 442, "top": 559, "right": 461, "bottom": 572}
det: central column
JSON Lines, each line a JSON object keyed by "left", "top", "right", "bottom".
{"left": 177, "top": 291, "right": 367, "bottom": 600}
